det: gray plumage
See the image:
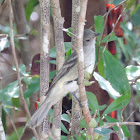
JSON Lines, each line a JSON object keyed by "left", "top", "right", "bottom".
{"left": 28, "top": 29, "right": 99, "bottom": 128}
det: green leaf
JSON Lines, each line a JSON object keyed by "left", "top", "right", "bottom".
{"left": 100, "top": 47, "right": 131, "bottom": 97}
{"left": 6, "top": 127, "right": 24, "bottom": 140}
{"left": 93, "top": 72, "right": 121, "bottom": 100}
{"left": 105, "top": 116, "right": 119, "bottom": 131}
{"left": 133, "top": 55, "right": 140, "bottom": 63}
{"left": 12, "top": 64, "right": 28, "bottom": 76}
{"left": 98, "top": 55, "right": 105, "bottom": 78}
{"left": 23, "top": 77, "right": 33, "bottom": 85}
{"left": 105, "top": 116, "right": 118, "bottom": 123}
{"left": 131, "top": 5, "right": 140, "bottom": 26}
{"left": 94, "top": 16, "right": 104, "bottom": 34}
{"left": 94, "top": 128, "right": 113, "bottom": 136}
{"left": 75, "top": 135, "right": 85, "bottom": 140}
{"left": 125, "top": 65, "right": 140, "bottom": 80}
{"left": 101, "top": 32, "right": 117, "bottom": 43}
{"left": 25, "top": 0, "right": 39, "bottom": 21}
{"left": 121, "top": 23, "right": 140, "bottom": 44}
{"left": 94, "top": 15, "right": 104, "bottom": 41}
{"left": 65, "top": 49, "right": 72, "bottom": 60}
{"left": 103, "top": 95, "right": 130, "bottom": 115}
{"left": 113, "top": 0, "right": 124, "bottom": 5}
{"left": 50, "top": 42, "right": 72, "bottom": 58}
{"left": 49, "top": 70, "right": 56, "bottom": 81}
{"left": 89, "top": 118, "right": 97, "bottom": 128}
{"left": 100, "top": 135, "right": 110, "bottom": 140}
{"left": 50, "top": 60, "right": 56, "bottom": 65}
{"left": 61, "top": 114, "right": 70, "bottom": 123}
{"left": 126, "top": 0, "right": 135, "bottom": 9}
{"left": 125, "top": 43, "right": 133, "bottom": 57}
{"left": 0, "top": 81, "right": 20, "bottom": 106}
{"left": 86, "top": 92, "right": 99, "bottom": 115}
{"left": 99, "top": 104, "right": 107, "bottom": 111}
{"left": 98, "top": 47, "right": 131, "bottom": 115}
{"left": 30, "top": 137, "right": 36, "bottom": 140}
{"left": 99, "top": 119, "right": 104, "bottom": 126}
{"left": 61, "top": 122, "right": 69, "bottom": 134}
{"left": 61, "top": 136, "right": 68, "bottom": 140}
{"left": 121, "top": 125, "right": 130, "bottom": 138}
{"left": 80, "top": 119, "right": 87, "bottom": 128}
{"left": 24, "top": 76, "right": 40, "bottom": 98}
{"left": 12, "top": 97, "right": 20, "bottom": 108}
{"left": 2, "top": 108, "right": 6, "bottom": 132}
{"left": 65, "top": 27, "right": 72, "bottom": 37}
{"left": 85, "top": 79, "right": 93, "bottom": 86}
{"left": 117, "top": 38, "right": 129, "bottom": 62}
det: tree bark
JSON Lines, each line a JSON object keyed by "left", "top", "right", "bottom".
{"left": 75, "top": 0, "right": 94, "bottom": 137}
{"left": 71, "top": 0, "right": 82, "bottom": 136}
{"left": 12, "top": 0, "right": 32, "bottom": 66}
{"left": 51, "top": 0, "right": 65, "bottom": 139}
{"left": 39, "top": 0, "right": 50, "bottom": 139}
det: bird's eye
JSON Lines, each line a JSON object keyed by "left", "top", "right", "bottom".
{"left": 86, "top": 39, "right": 90, "bottom": 42}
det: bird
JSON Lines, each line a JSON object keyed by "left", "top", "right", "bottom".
{"left": 28, "top": 29, "right": 100, "bottom": 128}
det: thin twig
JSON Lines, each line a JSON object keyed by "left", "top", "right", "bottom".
{"left": 93, "top": 6, "right": 127, "bottom": 72}
{"left": 97, "top": 122, "right": 140, "bottom": 129}
{"left": 126, "top": 105, "right": 139, "bottom": 121}
{"left": 103, "top": 0, "right": 127, "bottom": 17}
{"left": 93, "top": 110, "right": 97, "bottom": 119}
{"left": 8, "top": 0, "right": 39, "bottom": 139}
{"left": 6, "top": 111, "right": 19, "bottom": 139}
{"left": 63, "top": 28, "right": 78, "bottom": 38}
{"left": 18, "top": 123, "right": 28, "bottom": 140}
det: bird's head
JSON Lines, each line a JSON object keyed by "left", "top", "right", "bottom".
{"left": 83, "top": 29, "right": 100, "bottom": 47}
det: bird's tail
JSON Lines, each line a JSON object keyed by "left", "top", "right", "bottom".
{"left": 28, "top": 100, "right": 52, "bottom": 128}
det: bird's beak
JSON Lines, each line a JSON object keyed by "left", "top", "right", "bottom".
{"left": 95, "top": 33, "right": 100, "bottom": 37}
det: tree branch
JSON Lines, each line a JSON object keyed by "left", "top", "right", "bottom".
{"left": 71, "top": 0, "right": 82, "bottom": 136}
{"left": 12, "top": 0, "right": 32, "bottom": 66}
{"left": 75, "top": 0, "right": 93, "bottom": 137}
{"left": 97, "top": 122, "right": 140, "bottom": 129}
{"left": 39, "top": 0, "right": 50, "bottom": 139}
{"left": 51, "top": 0, "right": 65, "bottom": 139}
{"left": 8, "top": 0, "right": 39, "bottom": 139}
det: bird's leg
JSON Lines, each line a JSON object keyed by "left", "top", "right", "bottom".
{"left": 66, "top": 78, "right": 83, "bottom": 107}
{"left": 70, "top": 91, "right": 83, "bottom": 107}
{"left": 74, "top": 77, "right": 80, "bottom": 85}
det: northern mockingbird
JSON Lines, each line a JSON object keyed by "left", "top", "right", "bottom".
{"left": 29, "top": 29, "right": 100, "bottom": 128}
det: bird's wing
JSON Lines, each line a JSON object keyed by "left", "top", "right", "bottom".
{"left": 45, "top": 50, "right": 78, "bottom": 95}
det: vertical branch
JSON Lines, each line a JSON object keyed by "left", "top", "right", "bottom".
{"left": 75, "top": 0, "right": 93, "bottom": 136}
{"left": 8, "top": 0, "right": 39, "bottom": 139}
{"left": 39, "top": 0, "right": 50, "bottom": 139}
{"left": 51, "top": 0, "right": 65, "bottom": 139}
{"left": 12, "top": 3, "right": 37, "bottom": 138}
{"left": 12, "top": 0, "right": 31, "bottom": 66}
{"left": 0, "top": 104, "right": 6, "bottom": 140}
{"left": 71, "top": 0, "right": 82, "bottom": 136}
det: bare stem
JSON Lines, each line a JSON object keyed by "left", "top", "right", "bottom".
{"left": 76, "top": 0, "right": 93, "bottom": 136}
{"left": 8, "top": 0, "right": 39, "bottom": 139}
{"left": 39, "top": 0, "right": 50, "bottom": 138}
{"left": 51, "top": 0, "right": 65, "bottom": 139}
{"left": 97, "top": 122, "right": 140, "bottom": 129}
{"left": 71, "top": 0, "right": 82, "bottom": 136}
